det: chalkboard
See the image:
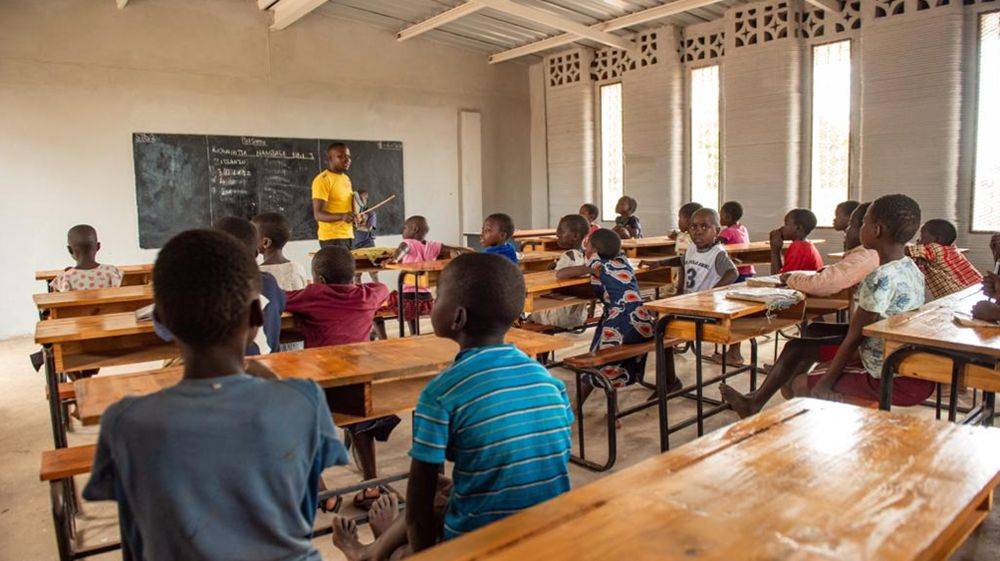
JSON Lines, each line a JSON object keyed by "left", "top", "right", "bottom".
{"left": 132, "top": 133, "right": 405, "bottom": 248}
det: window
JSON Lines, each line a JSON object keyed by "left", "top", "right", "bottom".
{"left": 973, "top": 12, "right": 1000, "bottom": 231}
{"left": 809, "top": 40, "right": 852, "bottom": 227}
{"left": 600, "top": 83, "right": 624, "bottom": 218}
{"left": 690, "top": 65, "right": 720, "bottom": 206}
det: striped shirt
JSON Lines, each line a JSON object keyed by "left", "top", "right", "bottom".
{"left": 410, "top": 344, "right": 573, "bottom": 539}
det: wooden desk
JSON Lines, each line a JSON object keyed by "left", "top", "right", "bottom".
{"left": 522, "top": 266, "right": 673, "bottom": 314}
{"left": 513, "top": 228, "right": 556, "bottom": 239}
{"left": 726, "top": 239, "right": 826, "bottom": 267}
{"left": 34, "top": 284, "right": 153, "bottom": 319}
{"left": 864, "top": 285, "right": 999, "bottom": 420}
{"left": 409, "top": 398, "right": 1000, "bottom": 561}
{"left": 518, "top": 236, "right": 560, "bottom": 252}
{"left": 621, "top": 235, "right": 676, "bottom": 258}
{"left": 36, "top": 264, "right": 153, "bottom": 292}
{"left": 643, "top": 284, "right": 806, "bottom": 449}
{"left": 74, "top": 329, "right": 571, "bottom": 428}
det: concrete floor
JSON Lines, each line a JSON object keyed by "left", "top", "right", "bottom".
{"left": 1, "top": 329, "right": 998, "bottom": 560}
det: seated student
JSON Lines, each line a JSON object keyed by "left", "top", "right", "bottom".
{"left": 83, "top": 229, "right": 349, "bottom": 561}
{"left": 670, "top": 201, "right": 703, "bottom": 253}
{"left": 50, "top": 224, "right": 123, "bottom": 292}
{"left": 330, "top": 253, "right": 573, "bottom": 559}
{"left": 906, "top": 218, "right": 982, "bottom": 300}
{"left": 833, "top": 200, "right": 861, "bottom": 232}
{"left": 783, "top": 202, "right": 879, "bottom": 297}
{"left": 252, "top": 212, "right": 310, "bottom": 291}
{"left": 480, "top": 213, "right": 518, "bottom": 263}
{"left": 387, "top": 215, "right": 469, "bottom": 335}
{"left": 526, "top": 214, "right": 591, "bottom": 329}
{"left": 612, "top": 195, "right": 643, "bottom": 240}
{"left": 769, "top": 208, "right": 823, "bottom": 274}
{"left": 973, "top": 273, "right": 1000, "bottom": 323}
{"left": 722, "top": 194, "right": 933, "bottom": 415}
{"left": 718, "top": 201, "right": 755, "bottom": 281}
{"left": 579, "top": 203, "right": 601, "bottom": 249}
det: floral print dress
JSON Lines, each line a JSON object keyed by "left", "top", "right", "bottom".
{"left": 587, "top": 253, "right": 656, "bottom": 386}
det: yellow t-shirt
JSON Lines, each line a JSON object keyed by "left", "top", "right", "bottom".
{"left": 311, "top": 170, "right": 354, "bottom": 240}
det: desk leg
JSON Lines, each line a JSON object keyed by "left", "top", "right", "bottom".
{"left": 749, "top": 339, "right": 758, "bottom": 392}
{"left": 654, "top": 315, "right": 673, "bottom": 452}
{"left": 948, "top": 360, "right": 962, "bottom": 423}
{"left": 413, "top": 272, "right": 422, "bottom": 336}
{"left": 694, "top": 320, "right": 704, "bottom": 437}
{"left": 397, "top": 272, "right": 405, "bottom": 338}
{"left": 44, "top": 347, "right": 67, "bottom": 449}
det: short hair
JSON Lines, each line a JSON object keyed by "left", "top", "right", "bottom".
{"left": 252, "top": 212, "right": 290, "bottom": 249}
{"left": 787, "top": 208, "right": 818, "bottom": 236}
{"left": 679, "top": 202, "right": 704, "bottom": 219}
{"left": 326, "top": 142, "right": 347, "bottom": 153}
{"left": 439, "top": 253, "right": 524, "bottom": 337}
{"left": 868, "top": 194, "right": 922, "bottom": 243}
{"left": 692, "top": 207, "right": 721, "bottom": 228}
{"left": 580, "top": 203, "right": 599, "bottom": 220}
{"left": 837, "top": 200, "right": 861, "bottom": 218}
{"left": 312, "top": 246, "right": 355, "bottom": 284}
{"left": 589, "top": 228, "right": 622, "bottom": 259}
{"left": 921, "top": 218, "right": 957, "bottom": 245}
{"left": 67, "top": 224, "right": 98, "bottom": 247}
{"left": 559, "top": 214, "right": 590, "bottom": 238}
{"left": 849, "top": 202, "right": 871, "bottom": 229}
{"left": 720, "top": 201, "right": 743, "bottom": 222}
{"left": 213, "top": 216, "right": 258, "bottom": 253}
{"left": 618, "top": 196, "right": 638, "bottom": 213}
{"left": 153, "top": 230, "right": 261, "bottom": 347}
{"left": 485, "top": 213, "right": 515, "bottom": 240}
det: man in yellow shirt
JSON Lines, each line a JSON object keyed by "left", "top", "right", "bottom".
{"left": 312, "top": 143, "right": 355, "bottom": 249}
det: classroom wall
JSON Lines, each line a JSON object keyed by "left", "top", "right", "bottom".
{"left": 0, "top": 0, "right": 532, "bottom": 339}
{"left": 539, "top": 0, "right": 997, "bottom": 270}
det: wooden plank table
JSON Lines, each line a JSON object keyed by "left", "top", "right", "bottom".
{"left": 408, "top": 398, "right": 1000, "bottom": 561}
{"left": 727, "top": 239, "right": 826, "bottom": 267}
{"left": 522, "top": 265, "right": 673, "bottom": 314}
{"left": 643, "top": 283, "right": 807, "bottom": 449}
{"left": 518, "top": 236, "right": 560, "bottom": 252}
{"left": 864, "top": 285, "right": 1000, "bottom": 420}
{"left": 36, "top": 264, "right": 153, "bottom": 292}
{"left": 34, "top": 284, "right": 153, "bottom": 319}
{"left": 621, "top": 235, "right": 676, "bottom": 258}
{"left": 513, "top": 228, "right": 557, "bottom": 239}
{"left": 74, "top": 329, "right": 571, "bottom": 428}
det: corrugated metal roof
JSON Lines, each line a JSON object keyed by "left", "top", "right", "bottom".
{"left": 316, "top": 0, "right": 743, "bottom": 61}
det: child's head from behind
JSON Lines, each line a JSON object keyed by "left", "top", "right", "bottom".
{"left": 834, "top": 200, "right": 861, "bottom": 232}
{"left": 589, "top": 228, "right": 622, "bottom": 259}
{"left": 678, "top": 202, "right": 704, "bottom": 232}
{"left": 844, "top": 202, "right": 870, "bottom": 251}
{"left": 481, "top": 213, "right": 514, "bottom": 247}
{"left": 66, "top": 224, "right": 99, "bottom": 265}
{"left": 153, "top": 230, "right": 262, "bottom": 353}
{"left": 432, "top": 253, "right": 524, "bottom": 342}
{"left": 214, "top": 216, "right": 260, "bottom": 258}
{"left": 556, "top": 214, "right": 589, "bottom": 250}
{"left": 579, "top": 203, "right": 599, "bottom": 223}
{"left": 919, "top": 219, "right": 957, "bottom": 246}
{"left": 861, "top": 194, "right": 921, "bottom": 251}
{"left": 615, "top": 196, "right": 637, "bottom": 217}
{"left": 402, "top": 215, "right": 429, "bottom": 241}
{"left": 781, "top": 209, "right": 818, "bottom": 241}
{"left": 689, "top": 208, "right": 722, "bottom": 249}
{"left": 312, "top": 246, "right": 355, "bottom": 284}
{"left": 251, "top": 212, "right": 290, "bottom": 256}
{"left": 719, "top": 201, "right": 743, "bottom": 227}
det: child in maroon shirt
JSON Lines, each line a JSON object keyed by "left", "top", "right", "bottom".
{"left": 770, "top": 208, "right": 824, "bottom": 273}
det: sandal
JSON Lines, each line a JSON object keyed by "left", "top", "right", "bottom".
{"left": 353, "top": 486, "right": 382, "bottom": 510}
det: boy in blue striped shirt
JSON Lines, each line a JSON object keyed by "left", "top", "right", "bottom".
{"left": 330, "top": 253, "right": 573, "bottom": 560}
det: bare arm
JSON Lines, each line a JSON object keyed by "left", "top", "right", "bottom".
{"left": 440, "top": 244, "right": 474, "bottom": 258}
{"left": 769, "top": 228, "right": 784, "bottom": 273}
{"left": 640, "top": 256, "right": 683, "bottom": 269}
{"left": 406, "top": 459, "right": 441, "bottom": 554}
{"left": 556, "top": 264, "right": 593, "bottom": 279}
{"left": 311, "top": 198, "right": 353, "bottom": 224}
{"left": 716, "top": 268, "right": 739, "bottom": 288}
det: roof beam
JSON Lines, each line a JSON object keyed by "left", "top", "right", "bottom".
{"left": 489, "top": 0, "right": 725, "bottom": 63}
{"left": 474, "top": 0, "right": 633, "bottom": 52}
{"left": 269, "top": 0, "right": 327, "bottom": 30}
{"left": 802, "top": 0, "right": 841, "bottom": 11}
{"left": 397, "top": 2, "right": 487, "bottom": 42}
{"left": 116, "top": 0, "right": 128, "bottom": 8}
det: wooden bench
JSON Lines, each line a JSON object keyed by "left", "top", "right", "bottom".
{"left": 40, "top": 445, "right": 118, "bottom": 561}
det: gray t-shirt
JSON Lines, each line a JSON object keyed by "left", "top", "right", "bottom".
{"left": 679, "top": 243, "right": 738, "bottom": 292}
{"left": 83, "top": 374, "right": 348, "bottom": 561}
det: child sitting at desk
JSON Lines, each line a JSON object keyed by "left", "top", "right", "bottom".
{"left": 612, "top": 195, "right": 643, "bottom": 240}
{"left": 769, "top": 208, "right": 824, "bottom": 274}
{"left": 480, "top": 213, "right": 518, "bottom": 263}
{"left": 329, "top": 253, "right": 573, "bottom": 559}
{"left": 833, "top": 200, "right": 860, "bottom": 232}
{"left": 387, "top": 215, "right": 468, "bottom": 335}
{"left": 83, "top": 229, "right": 349, "bottom": 561}
{"left": 670, "top": 201, "right": 703, "bottom": 253}
{"left": 718, "top": 201, "right": 755, "bottom": 281}
{"left": 50, "top": 224, "right": 123, "bottom": 292}
{"left": 906, "top": 218, "right": 982, "bottom": 300}
{"left": 252, "top": 212, "right": 310, "bottom": 291}
{"left": 526, "top": 214, "right": 590, "bottom": 330}
{"left": 723, "top": 195, "right": 933, "bottom": 414}
{"left": 782, "top": 202, "right": 879, "bottom": 297}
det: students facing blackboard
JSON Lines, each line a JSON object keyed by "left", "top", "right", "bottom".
{"left": 311, "top": 143, "right": 356, "bottom": 250}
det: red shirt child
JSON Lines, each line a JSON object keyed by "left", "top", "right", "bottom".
{"left": 770, "top": 209, "right": 824, "bottom": 274}
{"left": 285, "top": 283, "right": 389, "bottom": 348}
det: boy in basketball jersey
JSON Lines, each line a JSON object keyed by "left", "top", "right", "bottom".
{"left": 643, "top": 208, "right": 738, "bottom": 295}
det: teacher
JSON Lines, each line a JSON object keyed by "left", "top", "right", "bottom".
{"left": 311, "top": 142, "right": 355, "bottom": 249}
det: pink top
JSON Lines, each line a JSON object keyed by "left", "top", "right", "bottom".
{"left": 785, "top": 245, "right": 879, "bottom": 297}
{"left": 718, "top": 224, "right": 755, "bottom": 276}
{"left": 400, "top": 238, "right": 442, "bottom": 293}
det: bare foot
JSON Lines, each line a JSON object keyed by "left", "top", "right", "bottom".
{"left": 331, "top": 516, "right": 366, "bottom": 561}
{"left": 719, "top": 383, "right": 760, "bottom": 419}
{"left": 368, "top": 492, "right": 399, "bottom": 539}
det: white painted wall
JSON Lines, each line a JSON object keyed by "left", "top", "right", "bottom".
{"left": 0, "top": 0, "right": 531, "bottom": 339}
